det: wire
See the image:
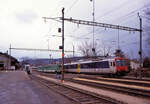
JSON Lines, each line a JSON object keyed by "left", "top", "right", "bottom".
{"left": 110, "top": 2, "right": 150, "bottom": 24}
{"left": 65, "top": 0, "right": 79, "bottom": 14}
{"left": 47, "top": 34, "right": 90, "bottom": 40}
{"left": 96, "top": 0, "right": 134, "bottom": 20}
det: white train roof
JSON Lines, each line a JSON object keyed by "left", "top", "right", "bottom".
{"left": 64, "top": 58, "right": 115, "bottom": 65}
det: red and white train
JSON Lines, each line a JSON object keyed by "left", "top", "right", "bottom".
{"left": 64, "top": 57, "right": 128, "bottom": 76}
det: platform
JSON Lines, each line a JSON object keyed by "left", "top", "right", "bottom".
{"left": 37, "top": 74, "right": 150, "bottom": 104}
{"left": 0, "top": 71, "right": 73, "bottom": 104}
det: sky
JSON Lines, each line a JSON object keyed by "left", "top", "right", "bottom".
{"left": 0, "top": 0, "right": 149, "bottom": 59}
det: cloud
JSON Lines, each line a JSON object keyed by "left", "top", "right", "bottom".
{"left": 15, "top": 10, "right": 38, "bottom": 24}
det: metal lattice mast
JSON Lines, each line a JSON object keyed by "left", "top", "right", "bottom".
{"left": 62, "top": 18, "right": 141, "bottom": 32}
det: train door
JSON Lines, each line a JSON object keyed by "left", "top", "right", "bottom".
{"left": 109, "top": 61, "right": 116, "bottom": 74}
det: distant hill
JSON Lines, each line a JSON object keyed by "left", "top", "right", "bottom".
{"left": 20, "top": 56, "right": 109, "bottom": 66}
{"left": 20, "top": 57, "right": 84, "bottom": 66}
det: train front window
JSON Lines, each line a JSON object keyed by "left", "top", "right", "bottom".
{"left": 116, "top": 60, "right": 126, "bottom": 66}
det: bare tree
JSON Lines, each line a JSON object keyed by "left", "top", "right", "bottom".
{"left": 78, "top": 41, "right": 101, "bottom": 58}
{"left": 114, "top": 49, "right": 125, "bottom": 57}
{"left": 78, "top": 41, "right": 114, "bottom": 58}
{"left": 100, "top": 42, "right": 114, "bottom": 56}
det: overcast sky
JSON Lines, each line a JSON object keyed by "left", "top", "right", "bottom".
{"left": 0, "top": 0, "right": 149, "bottom": 59}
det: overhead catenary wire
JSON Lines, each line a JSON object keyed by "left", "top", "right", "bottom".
{"left": 70, "top": 1, "right": 146, "bottom": 40}
{"left": 68, "top": 0, "right": 135, "bottom": 37}
{"left": 96, "top": 0, "right": 135, "bottom": 20}
{"left": 65, "top": 0, "right": 79, "bottom": 14}
{"left": 109, "top": 3, "right": 150, "bottom": 24}
{"left": 56, "top": 0, "right": 137, "bottom": 42}
{"left": 47, "top": 34, "right": 90, "bottom": 40}
{"left": 44, "top": 0, "right": 80, "bottom": 40}
{"left": 10, "top": 47, "right": 74, "bottom": 53}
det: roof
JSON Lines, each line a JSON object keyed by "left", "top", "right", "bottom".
{"left": 64, "top": 58, "right": 113, "bottom": 65}
{"left": 0, "top": 52, "right": 19, "bottom": 63}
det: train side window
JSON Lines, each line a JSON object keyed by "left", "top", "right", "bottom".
{"left": 70, "top": 64, "right": 77, "bottom": 69}
{"left": 101, "top": 61, "right": 109, "bottom": 68}
{"left": 71, "top": 65, "right": 74, "bottom": 69}
{"left": 80, "top": 63, "right": 89, "bottom": 68}
{"left": 95, "top": 62, "right": 102, "bottom": 68}
{"left": 73, "top": 64, "right": 77, "bottom": 69}
{"left": 64, "top": 65, "right": 67, "bottom": 69}
{"left": 93, "top": 62, "right": 97, "bottom": 68}
{"left": 95, "top": 62, "right": 98, "bottom": 68}
{"left": 75, "top": 64, "right": 77, "bottom": 69}
{"left": 84, "top": 63, "right": 89, "bottom": 68}
{"left": 67, "top": 65, "right": 70, "bottom": 69}
{"left": 69, "top": 65, "right": 72, "bottom": 69}
{"left": 88, "top": 63, "right": 94, "bottom": 68}
{"left": 80, "top": 64, "right": 84, "bottom": 68}
{"left": 70, "top": 65, "right": 73, "bottom": 69}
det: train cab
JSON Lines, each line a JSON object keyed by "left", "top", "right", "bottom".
{"left": 115, "top": 57, "right": 128, "bottom": 75}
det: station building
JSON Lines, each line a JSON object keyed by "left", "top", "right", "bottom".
{"left": 0, "top": 52, "right": 20, "bottom": 70}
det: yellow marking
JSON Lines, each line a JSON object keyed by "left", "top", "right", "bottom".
{"left": 97, "top": 77, "right": 150, "bottom": 84}
{"left": 78, "top": 64, "right": 80, "bottom": 73}
{"left": 73, "top": 78, "right": 150, "bottom": 91}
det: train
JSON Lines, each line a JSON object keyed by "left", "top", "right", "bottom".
{"left": 37, "top": 57, "right": 129, "bottom": 76}
{"left": 38, "top": 64, "right": 61, "bottom": 72}
{"left": 25, "top": 64, "right": 32, "bottom": 74}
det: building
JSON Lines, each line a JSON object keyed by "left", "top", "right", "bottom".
{"left": 0, "top": 52, "right": 20, "bottom": 70}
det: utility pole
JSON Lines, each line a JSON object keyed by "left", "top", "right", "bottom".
{"left": 49, "top": 54, "right": 51, "bottom": 64}
{"left": 90, "top": 0, "right": 95, "bottom": 56}
{"left": 47, "top": 39, "right": 51, "bottom": 64}
{"left": 73, "top": 45, "right": 74, "bottom": 57}
{"left": 138, "top": 13, "right": 142, "bottom": 79}
{"left": 117, "top": 29, "right": 120, "bottom": 50}
{"left": 9, "top": 44, "right": 11, "bottom": 70}
{"left": 47, "top": 39, "right": 49, "bottom": 51}
{"left": 61, "top": 8, "right": 65, "bottom": 82}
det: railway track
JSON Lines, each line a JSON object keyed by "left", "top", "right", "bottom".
{"left": 30, "top": 74, "right": 124, "bottom": 104}
{"left": 78, "top": 76, "right": 150, "bottom": 87}
{"left": 70, "top": 76, "right": 150, "bottom": 98}
{"left": 33, "top": 71, "right": 150, "bottom": 98}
